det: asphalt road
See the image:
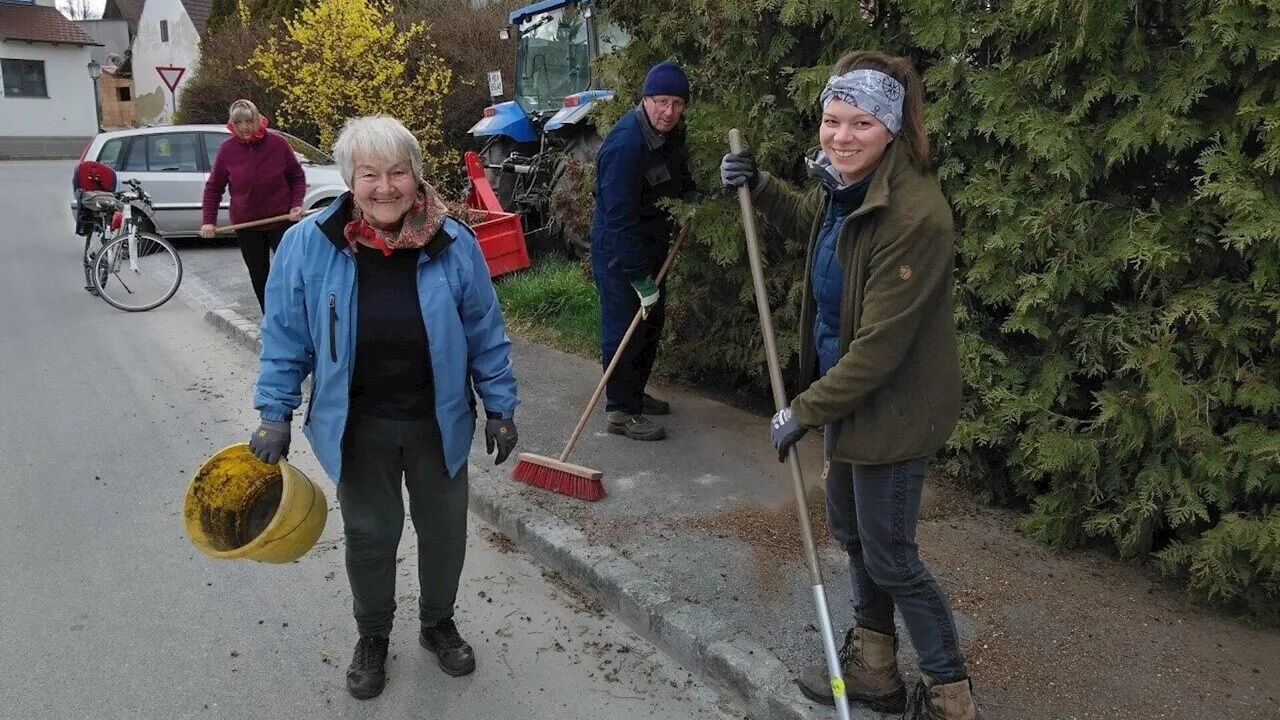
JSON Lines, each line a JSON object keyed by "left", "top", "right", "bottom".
{"left": 0, "top": 160, "right": 730, "bottom": 720}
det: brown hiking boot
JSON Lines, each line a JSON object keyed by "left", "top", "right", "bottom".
{"left": 907, "top": 676, "right": 981, "bottom": 720}
{"left": 796, "top": 627, "right": 906, "bottom": 713}
{"left": 607, "top": 411, "right": 666, "bottom": 441}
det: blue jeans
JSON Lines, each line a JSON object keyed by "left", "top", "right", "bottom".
{"left": 824, "top": 427, "right": 967, "bottom": 684}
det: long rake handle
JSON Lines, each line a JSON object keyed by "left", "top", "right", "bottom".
{"left": 730, "top": 129, "right": 851, "bottom": 720}
{"left": 213, "top": 206, "right": 323, "bottom": 234}
{"left": 557, "top": 226, "right": 688, "bottom": 463}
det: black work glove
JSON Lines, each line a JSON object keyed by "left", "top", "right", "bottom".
{"left": 770, "top": 407, "right": 806, "bottom": 462}
{"left": 249, "top": 419, "right": 291, "bottom": 465}
{"left": 721, "top": 148, "right": 760, "bottom": 191}
{"left": 485, "top": 414, "right": 518, "bottom": 465}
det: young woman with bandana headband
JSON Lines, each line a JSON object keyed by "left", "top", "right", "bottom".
{"left": 721, "top": 51, "right": 979, "bottom": 720}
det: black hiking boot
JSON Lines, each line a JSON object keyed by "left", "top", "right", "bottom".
{"left": 641, "top": 393, "right": 671, "bottom": 415}
{"left": 346, "top": 636, "right": 389, "bottom": 699}
{"left": 607, "top": 412, "right": 667, "bottom": 441}
{"left": 420, "top": 617, "right": 476, "bottom": 677}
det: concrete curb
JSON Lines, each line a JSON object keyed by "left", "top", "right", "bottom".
{"left": 197, "top": 301, "right": 841, "bottom": 720}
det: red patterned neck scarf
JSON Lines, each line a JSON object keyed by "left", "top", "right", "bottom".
{"left": 343, "top": 182, "right": 449, "bottom": 257}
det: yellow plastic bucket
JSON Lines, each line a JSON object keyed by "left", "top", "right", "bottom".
{"left": 183, "top": 443, "right": 327, "bottom": 564}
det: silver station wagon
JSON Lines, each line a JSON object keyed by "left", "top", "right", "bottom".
{"left": 71, "top": 124, "right": 348, "bottom": 237}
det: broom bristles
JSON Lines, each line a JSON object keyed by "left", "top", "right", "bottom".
{"left": 510, "top": 453, "right": 605, "bottom": 502}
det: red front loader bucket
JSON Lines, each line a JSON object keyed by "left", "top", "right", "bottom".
{"left": 464, "top": 151, "right": 530, "bottom": 278}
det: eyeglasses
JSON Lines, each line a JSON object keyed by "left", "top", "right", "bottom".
{"left": 648, "top": 97, "right": 686, "bottom": 112}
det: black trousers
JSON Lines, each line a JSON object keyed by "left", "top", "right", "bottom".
{"left": 592, "top": 253, "right": 665, "bottom": 414}
{"left": 235, "top": 223, "right": 289, "bottom": 312}
{"left": 336, "top": 415, "right": 469, "bottom": 639}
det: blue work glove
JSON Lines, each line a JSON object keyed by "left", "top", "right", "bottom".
{"left": 485, "top": 415, "right": 518, "bottom": 465}
{"left": 249, "top": 419, "right": 291, "bottom": 465}
{"left": 720, "top": 148, "right": 760, "bottom": 191}
{"left": 770, "top": 407, "right": 806, "bottom": 462}
{"left": 631, "top": 277, "right": 660, "bottom": 319}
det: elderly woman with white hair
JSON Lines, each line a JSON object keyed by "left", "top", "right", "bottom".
{"left": 200, "top": 99, "right": 305, "bottom": 312}
{"left": 248, "top": 115, "right": 520, "bottom": 700}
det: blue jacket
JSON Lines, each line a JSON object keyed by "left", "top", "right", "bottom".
{"left": 254, "top": 195, "right": 519, "bottom": 482}
{"left": 589, "top": 105, "right": 695, "bottom": 280}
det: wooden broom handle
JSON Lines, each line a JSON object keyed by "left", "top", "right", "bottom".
{"left": 214, "top": 214, "right": 292, "bottom": 233}
{"left": 558, "top": 226, "right": 689, "bottom": 462}
{"left": 213, "top": 206, "right": 323, "bottom": 234}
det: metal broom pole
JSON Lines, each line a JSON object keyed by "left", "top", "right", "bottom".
{"left": 729, "top": 129, "right": 851, "bottom": 720}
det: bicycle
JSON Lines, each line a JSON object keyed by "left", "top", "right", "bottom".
{"left": 79, "top": 179, "right": 183, "bottom": 312}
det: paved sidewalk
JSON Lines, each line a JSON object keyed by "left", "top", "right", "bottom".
{"left": 179, "top": 247, "right": 974, "bottom": 720}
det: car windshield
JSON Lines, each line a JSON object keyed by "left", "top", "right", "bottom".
{"left": 515, "top": 6, "right": 590, "bottom": 115}
{"left": 277, "top": 132, "right": 334, "bottom": 165}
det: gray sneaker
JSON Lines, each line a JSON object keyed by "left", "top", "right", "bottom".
{"left": 607, "top": 412, "right": 667, "bottom": 441}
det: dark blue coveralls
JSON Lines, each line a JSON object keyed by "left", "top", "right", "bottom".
{"left": 588, "top": 104, "right": 695, "bottom": 414}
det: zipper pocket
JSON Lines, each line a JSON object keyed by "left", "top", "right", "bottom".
{"left": 328, "top": 294, "right": 338, "bottom": 363}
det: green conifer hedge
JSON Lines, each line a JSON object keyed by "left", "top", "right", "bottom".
{"left": 594, "top": 0, "right": 1280, "bottom": 611}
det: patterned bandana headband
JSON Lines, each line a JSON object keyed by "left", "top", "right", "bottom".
{"left": 820, "top": 69, "right": 906, "bottom": 135}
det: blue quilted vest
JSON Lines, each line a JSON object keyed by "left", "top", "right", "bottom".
{"left": 810, "top": 165, "right": 873, "bottom": 377}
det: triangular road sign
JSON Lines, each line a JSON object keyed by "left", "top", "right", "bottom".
{"left": 156, "top": 66, "right": 186, "bottom": 92}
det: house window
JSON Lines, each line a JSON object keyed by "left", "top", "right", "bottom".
{"left": 1, "top": 58, "right": 48, "bottom": 98}
{"left": 160, "top": 20, "right": 169, "bottom": 42}
{"left": 117, "top": 87, "right": 132, "bottom": 102}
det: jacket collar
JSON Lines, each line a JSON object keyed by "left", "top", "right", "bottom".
{"left": 807, "top": 152, "right": 873, "bottom": 207}
{"left": 856, "top": 140, "right": 913, "bottom": 218}
{"left": 319, "top": 192, "right": 456, "bottom": 260}
{"left": 802, "top": 141, "right": 911, "bottom": 220}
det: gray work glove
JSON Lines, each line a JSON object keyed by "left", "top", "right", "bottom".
{"left": 485, "top": 415, "right": 518, "bottom": 465}
{"left": 770, "top": 407, "right": 806, "bottom": 462}
{"left": 721, "top": 148, "right": 760, "bottom": 191}
{"left": 249, "top": 419, "right": 291, "bottom": 465}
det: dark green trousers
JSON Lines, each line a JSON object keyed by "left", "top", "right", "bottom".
{"left": 337, "top": 415, "right": 469, "bottom": 639}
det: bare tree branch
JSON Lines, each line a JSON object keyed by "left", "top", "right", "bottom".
{"left": 58, "top": 0, "right": 98, "bottom": 21}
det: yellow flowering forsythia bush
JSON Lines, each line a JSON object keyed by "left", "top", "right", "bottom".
{"left": 247, "top": 0, "right": 455, "bottom": 172}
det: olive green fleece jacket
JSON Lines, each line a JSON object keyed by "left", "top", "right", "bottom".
{"left": 751, "top": 140, "right": 962, "bottom": 464}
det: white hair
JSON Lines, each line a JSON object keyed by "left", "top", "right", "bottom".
{"left": 332, "top": 115, "right": 424, "bottom": 187}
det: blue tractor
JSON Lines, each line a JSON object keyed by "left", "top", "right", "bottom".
{"left": 469, "top": 0, "right": 628, "bottom": 253}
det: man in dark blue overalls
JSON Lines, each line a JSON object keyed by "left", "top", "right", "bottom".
{"left": 589, "top": 61, "right": 696, "bottom": 441}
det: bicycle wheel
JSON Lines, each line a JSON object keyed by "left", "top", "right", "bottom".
{"left": 92, "top": 231, "right": 183, "bottom": 312}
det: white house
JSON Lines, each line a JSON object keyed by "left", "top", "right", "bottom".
{"left": 0, "top": 0, "right": 102, "bottom": 158}
{"left": 127, "top": 0, "right": 209, "bottom": 125}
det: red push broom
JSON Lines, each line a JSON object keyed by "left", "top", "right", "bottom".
{"left": 510, "top": 227, "right": 688, "bottom": 501}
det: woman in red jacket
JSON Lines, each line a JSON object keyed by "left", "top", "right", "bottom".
{"left": 200, "top": 99, "right": 305, "bottom": 312}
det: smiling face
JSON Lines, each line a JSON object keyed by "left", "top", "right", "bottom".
{"left": 642, "top": 95, "right": 686, "bottom": 134}
{"left": 351, "top": 153, "right": 418, "bottom": 231}
{"left": 819, "top": 98, "right": 894, "bottom": 185}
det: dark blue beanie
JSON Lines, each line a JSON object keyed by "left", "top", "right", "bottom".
{"left": 641, "top": 61, "right": 689, "bottom": 100}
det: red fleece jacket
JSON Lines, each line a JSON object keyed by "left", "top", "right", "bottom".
{"left": 202, "top": 129, "right": 305, "bottom": 226}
